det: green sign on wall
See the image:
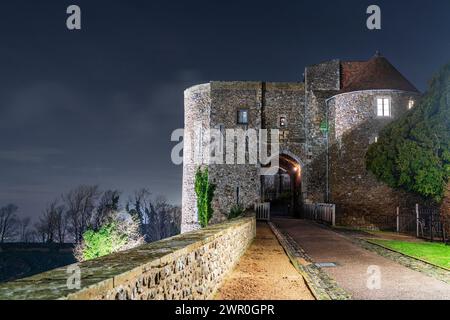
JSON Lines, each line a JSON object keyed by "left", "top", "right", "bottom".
{"left": 320, "top": 121, "right": 329, "bottom": 133}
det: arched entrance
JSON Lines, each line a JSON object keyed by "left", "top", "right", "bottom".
{"left": 261, "top": 154, "right": 302, "bottom": 217}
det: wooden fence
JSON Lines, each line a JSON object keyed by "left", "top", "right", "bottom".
{"left": 302, "top": 203, "right": 336, "bottom": 226}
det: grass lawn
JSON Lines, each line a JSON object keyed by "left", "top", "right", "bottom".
{"left": 370, "top": 239, "right": 450, "bottom": 269}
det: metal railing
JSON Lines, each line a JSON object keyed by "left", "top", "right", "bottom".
{"left": 414, "top": 205, "right": 448, "bottom": 242}
{"left": 303, "top": 203, "right": 336, "bottom": 226}
{"left": 365, "top": 204, "right": 449, "bottom": 243}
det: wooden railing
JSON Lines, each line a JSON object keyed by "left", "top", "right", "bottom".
{"left": 255, "top": 202, "right": 271, "bottom": 221}
{"left": 303, "top": 203, "right": 336, "bottom": 226}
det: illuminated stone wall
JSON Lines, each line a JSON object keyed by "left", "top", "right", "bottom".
{"left": 329, "top": 90, "right": 422, "bottom": 225}
{"left": 0, "top": 217, "right": 256, "bottom": 300}
{"left": 181, "top": 58, "right": 423, "bottom": 230}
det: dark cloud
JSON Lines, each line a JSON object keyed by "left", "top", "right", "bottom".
{"left": 0, "top": 0, "right": 449, "bottom": 220}
{"left": 0, "top": 148, "right": 62, "bottom": 164}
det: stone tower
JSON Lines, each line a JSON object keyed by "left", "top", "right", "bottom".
{"left": 181, "top": 53, "right": 421, "bottom": 233}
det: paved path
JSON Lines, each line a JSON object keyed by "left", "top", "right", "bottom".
{"left": 273, "top": 218, "right": 450, "bottom": 300}
{"left": 216, "top": 222, "right": 314, "bottom": 300}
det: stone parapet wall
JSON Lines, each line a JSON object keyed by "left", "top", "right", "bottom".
{"left": 0, "top": 217, "right": 256, "bottom": 300}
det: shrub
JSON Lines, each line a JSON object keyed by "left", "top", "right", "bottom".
{"left": 228, "top": 204, "right": 244, "bottom": 220}
{"left": 74, "top": 211, "right": 144, "bottom": 262}
{"left": 194, "top": 168, "right": 216, "bottom": 228}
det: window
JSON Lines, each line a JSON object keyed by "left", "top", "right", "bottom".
{"left": 237, "top": 109, "right": 249, "bottom": 124}
{"left": 280, "top": 117, "right": 287, "bottom": 128}
{"left": 377, "top": 98, "right": 391, "bottom": 117}
{"left": 408, "top": 100, "right": 415, "bottom": 110}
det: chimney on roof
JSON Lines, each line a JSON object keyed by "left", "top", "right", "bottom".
{"left": 374, "top": 50, "right": 382, "bottom": 57}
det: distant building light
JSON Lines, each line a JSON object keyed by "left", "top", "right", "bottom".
{"left": 280, "top": 117, "right": 287, "bottom": 128}
{"left": 408, "top": 100, "right": 415, "bottom": 110}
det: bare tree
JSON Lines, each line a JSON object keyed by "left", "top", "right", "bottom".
{"left": 37, "top": 202, "right": 57, "bottom": 243}
{"left": 34, "top": 220, "right": 47, "bottom": 244}
{"left": 126, "top": 190, "right": 181, "bottom": 243}
{"left": 126, "top": 188, "right": 151, "bottom": 237}
{"left": 147, "top": 196, "right": 181, "bottom": 242}
{"left": 62, "top": 185, "right": 100, "bottom": 243}
{"left": 54, "top": 204, "right": 67, "bottom": 244}
{"left": 33, "top": 201, "right": 67, "bottom": 243}
{"left": 0, "top": 204, "right": 19, "bottom": 243}
{"left": 34, "top": 221, "right": 47, "bottom": 243}
{"left": 18, "top": 217, "right": 32, "bottom": 243}
{"left": 92, "top": 190, "right": 121, "bottom": 230}
{"left": 127, "top": 188, "right": 151, "bottom": 225}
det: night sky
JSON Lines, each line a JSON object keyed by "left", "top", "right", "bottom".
{"left": 0, "top": 0, "right": 449, "bottom": 220}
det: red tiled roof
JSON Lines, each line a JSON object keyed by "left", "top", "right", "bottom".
{"left": 340, "top": 54, "right": 419, "bottom": 93}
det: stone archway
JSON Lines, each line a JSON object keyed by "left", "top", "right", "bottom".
{"left": 261, "top": 153, "right": 302, "bottom": 217}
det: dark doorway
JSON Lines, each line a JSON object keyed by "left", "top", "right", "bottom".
{"left": 261, "top": 154, "right": 302, "bottom": 217}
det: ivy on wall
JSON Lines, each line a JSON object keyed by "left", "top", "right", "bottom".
{"left": 366, "top": 62, "right": 450, "bottom": 202}
{"left": 195, "top": 168, "right": 216, "bottom": 228}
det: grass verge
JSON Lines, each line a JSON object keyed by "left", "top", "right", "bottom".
{"left": 369, "top": 239, "right": 450, "bottom": 270}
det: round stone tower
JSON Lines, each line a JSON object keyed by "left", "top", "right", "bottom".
{"left": 327, "top": 54, "right": 421, "bottom": 223}
{"left": 181, "top": 83, "right": 211, "bottom": 233}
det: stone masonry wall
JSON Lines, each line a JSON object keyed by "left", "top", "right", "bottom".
{"left": 304, "top": 60, "right": 340, "bottom": 202}
{"left": 208, "top": 82, "right": 310, "bottom": 217}
{"left": 263, "top": 82, "right": 307, "bottom": 195}
{"left": 329, "top": 90, "right": 422, "bottom": 226}
{"left": 182, "top": 84, "right": 211, "bottom": 233}
{"left": 209, "top": 82, "right": 262, "bottom": 219}
{"left": 182, "top": 81, "right": 312, "bottom": 227}
{"left": 0, "top": 217, "right": 256, "bottom": 300}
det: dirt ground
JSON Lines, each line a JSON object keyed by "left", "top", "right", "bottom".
{"left": 215, "top": 222, "right": 314, "bottom": 300}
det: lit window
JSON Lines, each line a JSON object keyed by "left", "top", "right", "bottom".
{"left": 280, "top": 117, "right": 287, "bottom": 127}
{"left": 408, "top": 100, "right": 415, "bottom": 110}
{"left": 374, "top": 136, "right": 378, "bottom": 143}
{"left": 377, "top": 98, "right": 391, "bottom": 117}
{"left": 237, "top": 109, "right": 249, "bottom": 124}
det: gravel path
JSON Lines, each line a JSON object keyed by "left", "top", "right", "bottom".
{"left": 215, "top": 222, "right": 314, "bottom": 300}
{"left": 273, "top": 219, "right": 450, "bottom": 300}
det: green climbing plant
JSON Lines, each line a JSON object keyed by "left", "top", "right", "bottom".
{"left": 366, "top": 62, "right": 450, "bottom": 202}
{"left": 195, "top": 168, "right": 216, "bottom": 228}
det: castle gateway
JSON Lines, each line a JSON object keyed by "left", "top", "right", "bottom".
{"left": 181, "top": 53, "right": 421, "bottom": 233}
